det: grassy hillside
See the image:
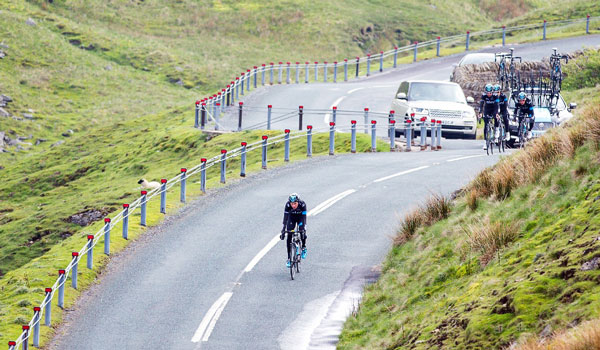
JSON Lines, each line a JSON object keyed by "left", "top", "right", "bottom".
{"left": 338, "top": 52, "right": 600, "bottom": 349}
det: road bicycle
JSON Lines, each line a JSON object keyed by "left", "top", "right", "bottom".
{"left": 496, "top": 115, "right": 506, "bottom": 153}
{"left": 549, "top": 48, "right": 568, "bottom": 98}
{"left": 285, "top": 227, "right": 302, "bottom": 280}
{"left": 482, "top": 114, "right": 495, "bottom": 155}
{"left": 516, "top": 111, "right": 533, "bottom": 149}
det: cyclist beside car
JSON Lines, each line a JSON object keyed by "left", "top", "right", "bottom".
{"left": 478, "top": 84, "right": 499, "bottom": 150}
{"left": 514, "top": 92, "right": 534, "bottom": 138}
{"left": 280, "top": 193, "right": 307, "bottom": 267}
{"left": 494, "top": 84, "right": 510, "bottom": 141}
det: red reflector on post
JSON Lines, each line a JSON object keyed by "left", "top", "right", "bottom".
{"left": 437, "top": 120, "right": 442, "bottom": 124}
{"left": 262, "top": 135, "right": 268, "bottom": 140}
{"left": 34, "top": 307, "right": 41, "bottom": 312}
{"left": 104, "top": 218, "right": 110, "bottom": 223}
{"left": 181, "top": 168, "right": 187, "bottom": 173}
{"left": 390, "top": 110, "right": 395, "bottom": 114}
{"left": 406, "top": 120, "right": 411, "bottom": 124}
{"left": 364, "top": 108, "right": 369, "bottom": 111}
{"left": 410, "top": 113, "right": 415, "bottom": 117}
{"left": 391, "top": 120, "right": 396, "bottom": 124}
{"left": 268, "top": 105, "right": 272, "bottom": 108}
{"left": 371, "top": 120, "right": 377, "bottom": 124}
{"left": 58, "top": 269, "right": 65, "bottom": 274}
{"left": 330, "top": 122, "right": 335, "bottom": 126}
{"left": 286, "top": 62, "right": 290, "bottom": 65}
{"left": 87, "top": 235, "right": 94, "bottom": 240}
{"left": 307, "top": 125, "right": 313, "bottom": 130}
{"left": 332, "top": 106, "right": 337, "bottom": 110}
{"left": 431, "top": 119, "right": 436, "bottom": 123}
{"left": 299, "top": 105, "right": 303, "bottom": 109}
{"left": 351, "top": 120, "right": 357, "bottom": 124}
{"left": 195, "top": 100, "right": 200, "bottom": 105}
{"left": 9, "top": 341, "right": 16, "bottom": 346}
{"left": 221, "top": 149, "right": 227, "bottom": 154}
{"left": 201, "top": 158, "right": 207, "bottom": 163}
{"left": 123, "top": 203, "right": 129, "bottom": 208}
{"left": 141, "top": 190, "right": 147, "bottom": 195}
{"left": 45, "top": 288, "right": 52, "bottom": 293}
{"left": 239, "top": 102, "right": 243, "bottom": 106}
{"left": 160, "top": 179, "right": 167, "bottom": 184}
{"left": 421, "top": 117, "right": 427, "bottom": 122}
{"left": 285, "top": 129, "right": 290, "bottom": 133}
{"left": 22, "top": 325, "right": 30, "bottom": 330}
{"left": 241, "top": 142, "right": 247, "bottom": 146}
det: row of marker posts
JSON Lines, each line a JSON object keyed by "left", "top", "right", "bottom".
{"left": 8, "top": 117, "right": 444, "bottom": 350}
{"left": 194, "top": 15, "right": 595, "bottom": 127}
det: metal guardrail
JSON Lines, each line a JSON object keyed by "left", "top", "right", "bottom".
{"left": 6, "top": 14, "right": 598, "bottom": 349}
{"left": 193, "top": 15, "right": 598, "bottom": 131}
{"left": 7, "top": 118, "right": 444, "bottom": 349}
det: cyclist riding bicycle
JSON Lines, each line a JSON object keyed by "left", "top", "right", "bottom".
{"left": 514, "top": 92, "right": 534, "bottom": 138}
{"left": 478, "top": 84, "right": 499, "bottom": 150}
{"left": 494, "top": 84, "right": 510, "bottom": 141}
{"left": 280, "top": 193, "right": 307, "bottom": 268}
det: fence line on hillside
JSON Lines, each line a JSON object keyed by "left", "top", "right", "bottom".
{"left": 193, "top": 15, "right": 598, "bottom": 131}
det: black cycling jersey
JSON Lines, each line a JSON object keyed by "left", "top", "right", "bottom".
{"left": 479, "top": 93, "right": 499, "bottom": 116}
{"left": 497, "top": 93, "right": 508, "bottom": 115}
{"left": 514, "top": 98, "right": 534, "bottom": 118}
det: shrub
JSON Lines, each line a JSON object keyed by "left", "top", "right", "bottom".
{"left": 515, "top": 318, "right": 600, "bottom": 350}
{"left": 464, "top": 218, "right": 521, "bottom": 265}
{"left": 395, "top": 208, "right": 423, "bottom": 246}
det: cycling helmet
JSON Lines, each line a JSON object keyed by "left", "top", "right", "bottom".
{"left": 493, "top": 84, "right": 501, "bottom": 92}
{"left": 484, "top": 84, "right": 493, "bottom": 92}
{"left": 288, "top": 193, "right": 299, "bottom": 203}
{"left": 517, "top": 92, "right": 526, "bottom": 100}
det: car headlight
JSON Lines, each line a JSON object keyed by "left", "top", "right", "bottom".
{"left": 412, "top": 108, "right": 429, "bottom": 114}
{"left": 461, "top": 110, "right": 475, "bottom": 118}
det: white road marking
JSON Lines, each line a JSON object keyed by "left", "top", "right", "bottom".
{"left": 348, "top": 87, "right": 365, "bottom": 94}
{"left": 324, "top": 96, "right": 347, "bottom": 124}
{"left": 446, "top": 155, "right": 485, "bottom": 162}
{"left": 192, "top": 292, "right": 234, "bottom": 343}
{"left": 373, "top": 165, "right": 430, "bottom": 183}
{"left": 244, "top": 234, "right": 280, "bottom": 272}
{"left": 307, "top": 189, "right": 356, "bottom": 216}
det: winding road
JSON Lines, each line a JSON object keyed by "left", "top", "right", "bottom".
{"left": 49, "top": 35, "right": 600, "bottom": 350}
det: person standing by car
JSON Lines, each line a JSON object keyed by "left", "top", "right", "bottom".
{"left": 494, "top": 84, "right": 510, "bottom": 141}
{"left": 478, "top": 84, "right": 499, "bottom": 150}
{"left": 514, "top": 92, "right": 535, "bottom": 138}
{"left": 280, "top": 193, "right": 307, "bottom": 267}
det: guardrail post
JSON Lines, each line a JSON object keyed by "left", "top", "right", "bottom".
{"left": 21, "top": 326, "right": 29, "bottom": 350}
{"left": 254, "top": 66, "right": 258, "bottom": 88}
{"left": 351, "top": 120, "right": 357, "bottom": 153}
{"left": 104, "top": 218, "right": 111, "bottom": 255}
{"left": 278, "top": 62, "right": 283, "bottom": 84}
{"left": 305, "top": 62, "right": 309, "bottom": 83}
{"left": 388, "top": 110, "right": 395, "bottom": 139}
{"left": 366, "top": 54, "right": 371, "bottom": 76}
{"left": 57, "top": 270, "right": 65, "bottom": 308}
{"left": 393, "top": 47, "right": 398, "bottom": 67}
{"left": 371, "top": 120, "right": 377, "bottom": 152}
{"left": 160, "top": 179, "right": 167, "bottom": 214}
{"left": 221, "top": 90, "right": 226, "bottom": 108}
{"left": 180, "top": 169, "right": 187, "bottom": 204}
{"left": 436, "top": 37, "right": 441, "bottom": 57}
{"left": 587, "top": 15, "right": 591, "bottom": 34}
{"left": 9, "top": 340, "right": 16, "bottom": 350}
{"left": 220, "top": 149, "right": 227, "bottom": 184}
{"left": 72, "top": 254, "right": 79, "bottom": 290}
{"left": 122, "top": 204, "right": 129, "bottom": 239}
{"left": 502, "top": 26, "right": 506, "bottom": 46}
{"left": 314, "top": 61, "right": 319, "bottom": 81}
{"left": 420, "top": 117, "right": 427, "bottom": 150}
{"left": 413, "top": 41, "right": 418, "bottom": 62}
{"left": 405, "top": 120, "right": 412, "bottom": 152}
{"left": 32, "top": 307, "right": 40, "bottom": 347}
{"left": 238, "top": 102, "right": 243, "bottom": 131}
{"left": 200, "top": 159, "right": 207, "bottom": 193}
{"left": 437, "top": 120, "right": 442, "bottom": 149}
{"left": 201, "top": 103, "right": 206, "bottom": 130}
{"left": 466, "top": 31, "right": 470, "bottom": 51}
{"left": 226, "top": 87, "right": 231, "bottom": 106}
{"left": 543, "top": 20, "right": 547, "bottom": 40}
{"left": 267, "top": 104, "right": 272, "bottom": 130}
{"left": 87, "top": 235, "right": 94, "bottom": 268}
{"left": 246, "top": 69, "right": 251, "bottom": 91}
{"left": 307, "top": 126, "right": 313, "bottom": 157}
{"left": 332, "top": 106, "right": 337, "bottom": 124}
{"left": 430, "top": 119, "right": 437, "bottom": 150}
{"left": 261, "top": 136, "right": 268, "bottom": 169}
{"left": 329, "top": 122, "right": 335, "bottom": 155}
{"left": 286, "top": 62, "right": 291, "bottom": 83}
{"left": 364, "top": 108, "right": 369, "bottom": 134}
{"left": 298, "top": 106, "right": 303, "bottom": 130}
{"left": 269, "top": 62, "right": 274, "bottom": 84}
{"left": 261, "top": 64, "right": 266, "bottom": 85}
{"left": 241, "top": 73, "right": 245, "bottom": 95}
{"left": 355, "top": 57, "right": 360, "bottom": 77}
{"left": 390, "top": 120, "right": 396, "bottom": 151}
{"left": 194, "top": 101, "right": 200, "bottom": 128}
{"left": 140, "top": 190, "right": 147, "bottom": 226}
{"left": 344, "top": 59, "right": 348, "bottom": 81}
{"left": 215, "top": 103, "right": 220, "bottom": 131}
{"left": 284, "top": 129, "right": 291, "bottom": 161}
{"left": 379, "top": 51, "right": 384, "bottom": 72}
{"left": 333, "top": 61, "right": 338, "bottom": 82}
{"left": 323, "top": 61, "right": 328, "bottom": 82}
{"left": 240, "top": 142, "right": 247, "bottom": 177}
{"left": 295, "top": 62, "right": 300, "bottom": 83}
{"left": 235, "top": 78, "right": 240, "bottom": 100}
{"left": 43, "top": 288, "right": 52, "bottom": 326}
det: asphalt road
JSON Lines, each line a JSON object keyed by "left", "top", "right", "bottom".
{"left": 49, "top": 35, "right": 600, "bottom": 350}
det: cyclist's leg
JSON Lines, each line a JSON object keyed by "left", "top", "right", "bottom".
{"left": 483, "top": 116, "right": 490, "bottom": 140}
{"left": 285, "top": 222, "right": 294, "bottom": 261}
{"left": 528, "top": 115, "right": 535, "bottom": 132}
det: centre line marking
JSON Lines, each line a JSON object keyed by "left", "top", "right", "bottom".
{"left": 324, "top": 96, "right": 347, "bottom": 124}
{"left": 244, "top": 234, "right": 280, "bottom": 272}
{"left": 307, "top": 189, "right": 356, "bottom": 216}
{"left": 373, "top": 165, "right": 430, "bottom": 183}
{"left": 348, "top": 87, "right": 365, "bottom": 94}
{"left": 446, "top": 155, "right": 485, "bottom": 162}
{"left": 192, "top": 292, "right": 234, "bottom": 343}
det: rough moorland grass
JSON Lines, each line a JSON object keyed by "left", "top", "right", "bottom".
{"left": 515, "top": 318, "right": 600, "bottom": 350}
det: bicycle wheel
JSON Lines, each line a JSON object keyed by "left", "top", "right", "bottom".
{"left": 289, "top": 243, "right": 296, "bottom": 280}
{"left": 295, "top": 245, "right": 301, "bottom": 274}
{"left": 485, "top": 123, "right": 491, "bottom": 155}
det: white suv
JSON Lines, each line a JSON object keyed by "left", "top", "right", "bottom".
{"left": 390, "top": 80, "right": 477, "bottom": 139}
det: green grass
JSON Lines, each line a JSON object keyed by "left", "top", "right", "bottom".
{"left": 338, "top": 53, "right": 600, "bottom": 349}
